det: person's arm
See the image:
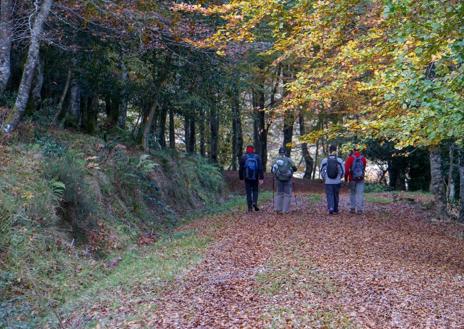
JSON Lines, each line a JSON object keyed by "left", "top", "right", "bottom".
{"left": 344, "top": 157, "right": 352, "bottom": 181}
{"left": 290, "top": 158, "right": 297, "bottom": 172}
{"left": 320, "top": 158, "right": 327, "bottom": 179}
{"left": 339, "top": 158, "right": 345, "bottom": 178}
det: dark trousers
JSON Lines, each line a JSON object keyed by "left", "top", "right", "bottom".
{"left": 325, "top": 183, "right": 341, "bottom": 212}
{"left": 245, "top": 179, "right": 259, "bottom": 209}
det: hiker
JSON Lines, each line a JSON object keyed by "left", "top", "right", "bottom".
{"left": 345, "top": 147, "right": 367, "bottom": 214}
{"left": 271, "top": 147, "right": 297, "bottom": 214}
{"left": 239, "top": 145, "right": 264, "bottom": 212}
{"left": 320, "top": 145, "right": 345, "bottom": 215}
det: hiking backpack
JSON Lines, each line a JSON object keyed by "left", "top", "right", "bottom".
{"left": 273, "top": 157, "right": 293, "bottom": 181}
{"left": 351, "top": 155, "right": 365, "bottom": 181}
{"left": 244, "top": 154, "right": 258, "bottom": 180}
{"left": 326, "top": 156, "right": 339, "bottom": 179}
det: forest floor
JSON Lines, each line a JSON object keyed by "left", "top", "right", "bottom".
{"left": 56, "top": 185, "right": 464, "bottom": 329}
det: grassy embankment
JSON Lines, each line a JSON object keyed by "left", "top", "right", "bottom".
{"left": 0, "top": 128, "right": 258, "bottom": 328}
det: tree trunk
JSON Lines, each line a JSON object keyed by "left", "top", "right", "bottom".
{"left": 429, "top": 147, "right": 447, "bottom": 218}
{"left": 69, "top": 78, "right": 81, "bottom": 127}
{"left": 188, "top": 116, "right": 196, "bottom": 153}
{"left": 28, "top": 55, "right": 44, "bottom": 113}
{"left": 82, "top": 95, "right": 98, "bottom": 134}
{"left": 459, "top": 148, "right": 464, "bottom": 223}
{"left": 312, "top": 139, "right": 319, "bottom": 180}
{"left": 157, "top": 106, "right": 167, "bottom": 148}
{"left": 253, "top": 88, "right": 267, "bottom": 171}
{"left": 231, "top": 79, "right": 243, "bottom": 170}
{"left": 0, "top": 0, "right": 13, "bottom": 94}
{"left": 184, "top": 114, "right": 190, "bottom": 152}
{"left": 448, "top": 143, "right": 455, "bottom": 202}
{"left": 199, "top": 108, "right": 205, "bottom": 156}
{"left": 283, "top": 111, "right": 295, "bottom": 156}
{"left": 143, "top": 103, "right": 157, "bottom": 152}
{"left": 299, "top": 111, "right": 313, "bottom": 179}
{"left": 209, "top": 106, "right": 219, "bottom": 162}
{"left": 106, "top": 96, "right": 120, "bottom": 128}
{"left": 53, "top": 69, "right": 72, "bottom": 125}
{"left": 3, "top": 0, "right": 53, "bottom": 133}
{"left": 118, "top": 58, "right": 128, "bottom": 129}
{"left": 169, "top": 108, "right": 175, "bottom": 149}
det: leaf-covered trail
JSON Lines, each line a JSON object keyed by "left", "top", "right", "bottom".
{"left": 67, "top": 195, "right": 464, "bottom": 328}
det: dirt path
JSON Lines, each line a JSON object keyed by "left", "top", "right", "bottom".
{"left": 64, "top": 194, "right": 464, "bottom": 328}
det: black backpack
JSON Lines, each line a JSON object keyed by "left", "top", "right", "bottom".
{"left": 326, "top": 156, "right": 339, "bottom": 179}
{"left": 244, "top": 154, "right": 258, "bottom": 180}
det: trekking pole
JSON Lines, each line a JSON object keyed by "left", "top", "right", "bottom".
{"left": 272, "top": 175, "right": 275, "bottom": 209}
{"left": 292, "top": 181, "right": 298, "bottom": 207}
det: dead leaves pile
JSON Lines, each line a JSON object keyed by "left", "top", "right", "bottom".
{"left": 61, "top": 195, "right": 464, "bottom": 328}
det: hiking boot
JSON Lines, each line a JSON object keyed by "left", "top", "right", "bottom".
{"left": 357, "top": 210, "right": 363, "bottom": 215}
{"left": 350, "top": 208, "right": 356, "bottom": 214}
{"left": 247, "top": 206, "right": 253, "bottom": 212}
{"left": 329, "top": 211, "right": 334, "bottom": 215}
{"left": 253, "top": 204, "right": 260, "bottom": 211}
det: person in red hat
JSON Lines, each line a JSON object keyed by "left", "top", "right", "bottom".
{"left": 239, "top": 145, "right": 264, "bottom": 212}
{"left": 345, "top": 148, "right": 367, "bottom": 214}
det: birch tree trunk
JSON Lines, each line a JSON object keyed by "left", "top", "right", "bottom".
{"left": 429, "top": 147, "right": 447, "bottom": 218}
{"left": 3, "top": 0, "right": 53, "bottom": 133}
{"left": 0, "top": 0, "right": 13, "bottom": 94}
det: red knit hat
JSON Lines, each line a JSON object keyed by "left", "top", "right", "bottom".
{"left": 246, "top": 145, "right": 254, "bottom": 153}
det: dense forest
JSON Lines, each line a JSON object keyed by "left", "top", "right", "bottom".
{"left": 1, "top": 1, "right": 463, "bottom": 217}
{"left": 1, "top": 0, "right": 464, "bottom": 328}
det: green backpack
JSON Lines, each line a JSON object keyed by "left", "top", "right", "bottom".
{"left": 273, "top": 156, "right": 293, "bottom": 181}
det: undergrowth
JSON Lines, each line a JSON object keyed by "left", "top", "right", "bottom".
{"left": 0, "top": 130, "right": 227, "bottom": 329}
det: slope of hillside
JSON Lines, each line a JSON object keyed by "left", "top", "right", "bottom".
{"left": 0, "top": 128, "right": 225, "bottom": 328}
